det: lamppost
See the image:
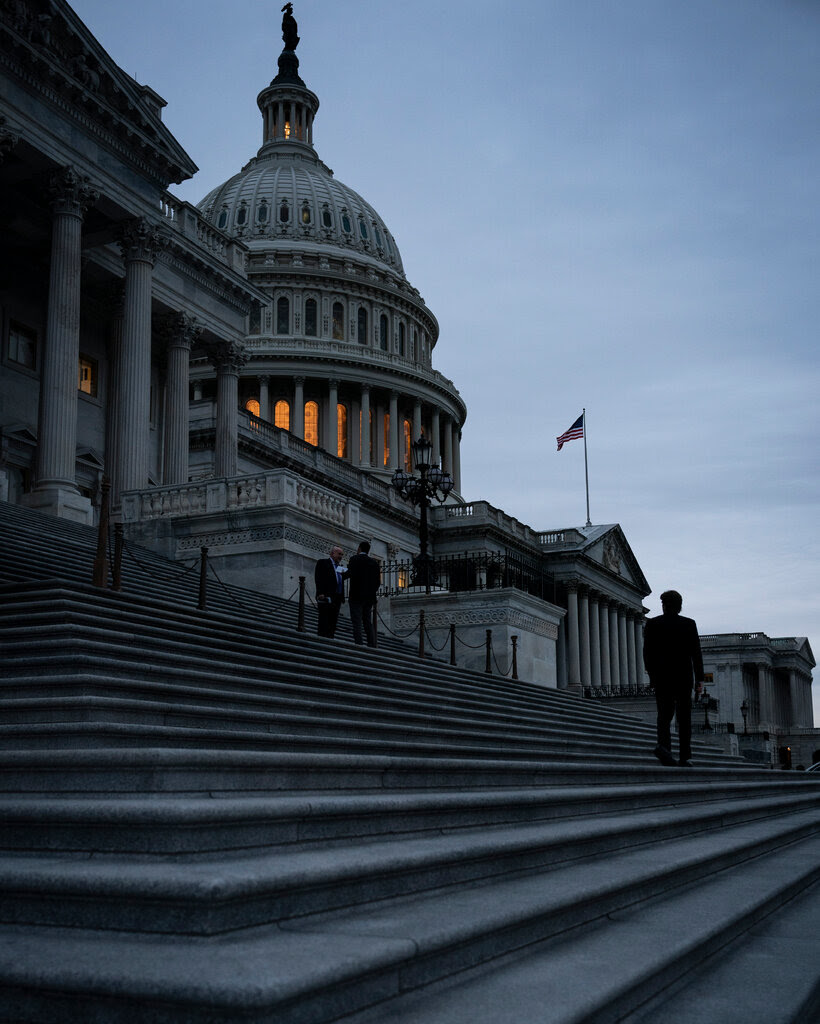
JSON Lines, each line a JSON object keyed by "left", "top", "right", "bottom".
{"left": 740, "top": 698, "right": 749, "bottom": 736}
{"left": 391, "top": 434, "right": 454, "bottom": 593}
{"left": 700, "top": 688, "right": 712, "bottom": 731}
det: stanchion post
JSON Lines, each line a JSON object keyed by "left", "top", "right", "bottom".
{"left": 449, "top": 622, "right": 456, "bottom": 666}
{"left": 297, "top": 576, "right": 306, "bottom": 632}
{"left": 511, "top": 634, "right": 519, "bottom": 680}
{"left": 112, "top": 523, "right": 123, "bottom": 592}
{"left": 485, "top": 629, "right": 492, "bottom": 674}
{"left": 92, "top": 478, "right": 110, "bottom": 588}
{"left": 418, "top": 609, "right": 425, "bottom": 659}
{"left": 198, "top": 546, "right": 209, "bottom": 610}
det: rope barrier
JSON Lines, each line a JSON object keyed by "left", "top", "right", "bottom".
{"left": 375, "top": 607, "right": 419, "bottom": 639}
{"left": 423, "top": 625, "right": 450, "bottom": 653}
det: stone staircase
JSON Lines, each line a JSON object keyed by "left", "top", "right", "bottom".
{"left": 0, "top": 500, "right": 819, "bottom": 1023}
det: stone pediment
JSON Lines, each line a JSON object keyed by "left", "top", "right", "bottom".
{"left": 1, "top": 0, "right": 197, "bottom": 186}
{"left": 582, "top": 525, "right": 650, "bottom": 594}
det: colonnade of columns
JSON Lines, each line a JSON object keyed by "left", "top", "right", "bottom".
{"left": 249, "top": 374, "right": 463, "bottom": 490}
{"left": 561, "top": 582, "right": 646, "bottom": 692}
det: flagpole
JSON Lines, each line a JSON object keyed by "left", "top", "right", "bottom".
{"left": 583, "top": 408, "right": 591, "bottom": 527}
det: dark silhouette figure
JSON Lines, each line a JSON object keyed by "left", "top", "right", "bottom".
{"left": 346, "top": 541, "right": 381, "bottom": 647}
{"left": 281, "top": 3, "right": 299, "bottom": 51}
{"left": 643, "top": 590, "right": 704, "bottom": 767}
{"left": 314, "top": 545, "right": 345, "bottom": 638}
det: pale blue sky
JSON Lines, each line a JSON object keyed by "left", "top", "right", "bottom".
{"left": 70, "top": 0, "right": 820, "bottom": 725}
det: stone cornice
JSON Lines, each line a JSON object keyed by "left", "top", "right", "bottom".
{"left": 0, "top": 0, "right": 196, "bottom": 186}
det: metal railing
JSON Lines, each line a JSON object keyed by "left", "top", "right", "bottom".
{"left": 379, "top": 551, "right": 554, "bottom": 601}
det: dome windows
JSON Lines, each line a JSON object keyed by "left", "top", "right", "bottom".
{"left": 379, "top": 314, "right": 389, "bottom": 351}
{"left": 357, "top": 307, "right": 368, "bottom": 345}
{"left": 337, "top": 404, "right": 348, "bottom": 459}
{"left": 217, "top": 207, "right": 228, "bottom": 230}
{"left": 304, "top": 400, "right": 319, "bottom": 447}
{"left": 358, "top": 217, "right": 369, "bottom": 241}
{"left": 301, "top": 202, "right": 312, "bottom": 225}
{"left": 236, "top": 202, "right": 248, "bottom": 227}
{"left": 341, "top": 211, "right": 352, "bottom": 234}
{"left": 276, "top": 296, "right": 290, "bottom": 335}
{"left": 279, "top": 199, "right": 290, "bottom": 224}
{"left": 256, "top": 200, "right": 269, "bottom": 225}
{"left": 374, "top": 225, "right": 383, "bottom": 249}
{"left": 321, "top": 206, "right": 333, "bottom": 229}
{"left": 304, "top": 298, "right": 318, "bottom": 337}
{"left": 398, "top": 322, "right": 406, "bottom": 357}
{"left": 332, "top": 301, "right": 345, "bottom": 340}
{"left": 274, "top": 400, "right": 290, "bottom": 430}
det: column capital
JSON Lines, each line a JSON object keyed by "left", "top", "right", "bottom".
{"left": 328, "top": 378, "right": 339, "bottom": 390}
{"left": 49, "top": 166, "right": 99, "bottom": 218}
{"left": 0, "top": 116, "right": 20, "bottom": 163}
{"left": 294, "top": 375, "right": 306, "bottom": 387}
{"left": 118, "top": 217, "right": 164, "bottom": 265}
{"left": 157, "top": 311, "right": 201, "bottom": 351}
{"left": 257, "top": 374, "right": 271, "bottom": 386}
{"left": 207, "top": 339, "right": 249, "bottom": 375}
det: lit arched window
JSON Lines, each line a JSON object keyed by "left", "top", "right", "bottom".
{"left": 379, "top": 314, "right": 389, "bottom": 351}
{"left": 304, "top": 298, "right": 318, "bottom": 337}
{"left": 304, "top": 400, "right": 319, "bottom": 447}
{"left": 332, "top": 301, "right": 344, "bottom": 340}
{"left": 403, "top": 418, "right": 412, "bottom": 472}
{"left": 357, "top": 307, "right": 368, "bottom": 345}
{"left": 245, "top": 398, "right": 260, "bottom": 418}
{"left": 276, "top": 296, "right": 290, "bottom": 335}
{"left": 274, "top": 400, "right": 290, "bottom": 430}
{"left": 398, "top": 322, "right": 405, "bottom": 357}
{"left": 301, "top": 204, "right": 311, "bottom": 225}
{"left": 337, "top": 404, "right": 348, "bottom": 459}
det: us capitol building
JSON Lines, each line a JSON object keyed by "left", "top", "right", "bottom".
{"left": 0, "top": 0, "right": 814, "bottom": 759}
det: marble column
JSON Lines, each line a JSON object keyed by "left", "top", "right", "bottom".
{"left": 111, "top": 217, "right": 162, "bottom": 504}
{"left": 566, "top": 582, "right": 581, "bottom": 689}
{"left": 789, "top": 670, "right": 804, "bottom": 729}
{"left": 444, "top": 417, "right": 454, "bottom": 476}
{"left": 579, "top": 586, "right": 591, "bottom": 690}
{"left": 293, "top": 376, "right": 305, "bottom": 439}
{"left": 258, "top": 375, "right": 270, "bottom": 422}
{"left": 599, "top": 600, "right": 611, "bottom": 691}
{"left": 634, "top": 616, "right": 647, "bottom": 688}
{"left": 609, "top": 603, "right": 621, "bottom": 692}
{"left": 103, "top": 283, "right": 125, "bottom": 503}
{"left": 431, "top": 407, "right": 441, "bottom": 465}
{"left": 388, "top": 392, "right": 399, "bottom": 471}
{"left": 453, "top": 427, "right": 462, "bottom": 492}
{"left": 626, "top": 612, "right": 638, "bottom": 692}
{"left": 375, "top": 401, "right": 386, "bottom": 469}
{"left": 327, "top": 379, "right": 339, "bottom": 454}
{"left": 589, "top": 592, "right": 602, "bottom": 690}
{"left": 360, "top": 386, "right": 371, "bottom": 467}
{"left": 413, "top": 399, "right": 422, "bottom": 443}
{"left": 160, "top": 313, "right": 200, "bottom": 485}
{"left": 618, "top": 608, "right": 629, "bottom": 692}
{"left": 28, "top": 168, "right": 98, "bottom": 522}
{"left": 209, "top": 341, "right": 248, "bottom": 478}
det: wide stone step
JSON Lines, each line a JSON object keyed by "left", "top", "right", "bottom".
{"left": 1, "top": 800, "right": 817, "bottom": 935}
{"left": 3, "top": 781, "right": 815, "bottom": 856}
{"left": 0, "top": 748, "right": 771, "bottom": 797}
{"left": 335, "top": 831, "right": 820, "bottom": 1024}
{"left": 0, "top": 820, "right": 818, "bottom": 1023}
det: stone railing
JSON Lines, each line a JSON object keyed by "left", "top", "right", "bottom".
{"left": 121, "top": 469, "right": 357, "bottom": 530}
{"left": 538, "top": 528, "right": 587, "bottom": 547}
{"left": 159, "top": 192, "right": 247, "bottom": 273}
{"left": 435, "top": 501, "right": 541, "bottom": 545}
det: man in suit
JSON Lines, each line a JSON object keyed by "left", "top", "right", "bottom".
{"left": 314, "top": 545, "right": 346, "bottom": 638}
{"left": 643, "top": 589, "right": 704, "bottom": 767}
{"left": 346, "top": 541, "right": 381, "bottom": 647}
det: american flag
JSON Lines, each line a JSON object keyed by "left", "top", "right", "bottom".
{"left": 556, "top": 414, "right": 584, "bottom": 451}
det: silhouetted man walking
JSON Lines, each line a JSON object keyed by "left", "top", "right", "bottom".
{"left": 643, "top": 590, "right": 704, "bottom": 767}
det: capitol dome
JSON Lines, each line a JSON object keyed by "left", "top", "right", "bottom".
{"left": 189, "top": 9, "right": 466, "bottom": 490}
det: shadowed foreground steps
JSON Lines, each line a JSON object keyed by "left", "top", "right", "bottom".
{"left": 0, "top": 501, "right": 818, "bottom": 1023}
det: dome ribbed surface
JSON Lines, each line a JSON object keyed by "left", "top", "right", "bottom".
{"left": 198, "top": 158, "right": 405, "bottom": 276}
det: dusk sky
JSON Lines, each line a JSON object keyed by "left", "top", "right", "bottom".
{"left": 70, "top": 0, "right": 820, "bottom": 724}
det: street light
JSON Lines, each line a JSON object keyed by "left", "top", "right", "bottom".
{"left": 740, "top": 698, "right": 749, "bottom": 736}
{"left": 391, "top": 434, "right": 454, "bottom": 593}
{"left": 699, "top": 687, "right": 712, "bottom": 731}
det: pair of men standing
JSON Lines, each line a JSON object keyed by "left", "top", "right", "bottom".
{"left": 314, "top": 542, "right": 381, "bottom": 646}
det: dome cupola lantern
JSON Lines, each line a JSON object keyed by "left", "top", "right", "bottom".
{"left": 257, "top": 3, "right": 319, "bottom": 156}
